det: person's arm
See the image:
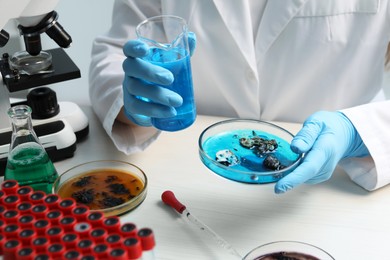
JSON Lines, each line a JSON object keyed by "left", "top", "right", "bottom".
{"left": 89, "top": 0, "right": 161, "bottom": 154}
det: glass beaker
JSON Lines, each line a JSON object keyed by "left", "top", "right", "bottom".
{"left": 136, "top": 15, "right": 196, "bottom": 131}
{"left": 5, "top": 105, "right": 59, "bottom": 194}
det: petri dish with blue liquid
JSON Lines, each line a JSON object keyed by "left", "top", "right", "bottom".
{"left": 198, "top": 119, "right": 303, "bottom": 183}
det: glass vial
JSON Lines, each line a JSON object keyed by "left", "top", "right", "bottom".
{"left": 4, "top": 105, "right": 59, "bottom": 194}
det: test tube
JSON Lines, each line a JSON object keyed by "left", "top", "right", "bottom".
{"left": 58, "top": 198, "right": 77, "bottom": 215}
{"left": 3, "top": 239, "right": 22, "bottom": 260}
{"left": 46, "top": 209, "right": 63, "bottom": 226}
{"left": 3, "top": 223, "right": 20, "bottom": 239}
{"left": 105, "top": 233, "right": 123, "bottom": 248}
{"left": 32, "top": 236, "right": 50, "bottom": 254}
{"left": 33, "top": 219, "right": 51, "bottom": 236}
{"left": 77, "top": 239, "right": 95, "bottom": 255}
{"left": 17, "top": 247, "right": 37, "bottom": 260}
{"left": 61, "top": 233, "right": 80, "bottom": 249}
{"left": 17, "top": 201, "right": 33, "bottom": 215}
{"left": 93, "top": 243, "right": 110, "bottom": 258}
{"left": 46, "top": 226, "right": 65, "bottom": 243}
{"left": 60, "top": 216, "right": 77, "bottom": 232}
{"left": 109, "top": 247, "right": 129, "bottom": 260}
{"left": 123, "top": 237, "right": 142, "bottom": 260}
{"left": 2, "top": 209, "right": 20, "bottom": 224}
{"left": 72, "top": 205, "right": 90, "bottom": 222}
{"left": 2, "top": 194, "right": 20, "bottom": 209}
{"left": 87, "top": 211, "right": 105, "bottom": 228}
{"left": 17, "top": 214, "right": 36, "bottom": 229}
{"left": 18, "top": 228, "right": 36, "bottom": 246}
{"left": 90, "top": 227, "right": 108, "bottom": 244}
{"left": 103, "top": 216, "right": 121, "bottom": 234}
{"left": 74, "top": 222, "right": 92, "bottom": 239}
{"left": 44, "top": 194, "right": 61, "bottom": 210}
{"left": 1, "top": 180, "right": 19, "bottom": 195}
{"left": 16, "top": 186, "right": 34, "bottom": 201}
{"left": 138, "top": 228, "right": 156, "bottom": 260}
{"left": 31, "top": 204, "right": 49, "bottom": 219}
{"left": 29, "top": 191, "right": 46, "bottom": 204}
{"left": 48, "top": 243, "right": 66, "bottom": 259}
{"left": 120, "top": 222, "right": 138, "bottom": 238}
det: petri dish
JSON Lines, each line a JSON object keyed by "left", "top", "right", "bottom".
{"left": 198, "top": 119, "right": 303, "bottom": 184}
{"left": 53, "top": 160, "right": 147, "bottom": 217}
{"left": 9, "top": 50, "right": 52, "bottom": 75}
{"left": 243, "top": 241, "right": 335, "bottom": 260}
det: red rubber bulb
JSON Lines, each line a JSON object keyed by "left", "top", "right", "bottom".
{"left": 161, "top": 190, "right": 186, "bottom": 214}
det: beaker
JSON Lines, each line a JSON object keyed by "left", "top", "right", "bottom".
{"left": 5, "top": 105, "right": 59, "bottom": 194}
{"left": 136, "top": 15, "right": 196, "bottom": 131}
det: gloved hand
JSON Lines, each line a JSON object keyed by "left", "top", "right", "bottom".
{"left": 122, "top": 32, "right": 196, "bottom": 126}
{"left": 274, "top": 111, "right": 369, "bottom": 194}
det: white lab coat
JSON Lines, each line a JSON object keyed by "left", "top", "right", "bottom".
{"left": 89, "top": 0, "right": 390, "bottom": 191}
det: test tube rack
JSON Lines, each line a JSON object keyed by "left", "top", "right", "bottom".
{"left": 0, "top": 180, "right": 155, "bottom": 260}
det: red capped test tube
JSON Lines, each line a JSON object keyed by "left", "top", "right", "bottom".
{"left": 32, "top": 236, "right": 50, "bottom": 254}
{"left": 58, "top": 198, "right": 77, "bottom": 215}
{"left": 46, "top": 209, "right": 63, "bottom": 226}
{"left": 3, "top": 223, "right": 20, "bottom": 239}
{"left": 31, "top": 204, "right": 49, "bottom": 219}
{"left": 77, "top": 239, "right": 95, "bottom": 254}
{"left": 62, "top": 249, "right": 83, "bottom": 260}
{"left": 93, "top": 243, "right": 110, "bottom": 258}
{"left": 48, "top": 243, "right": 66, "bottom": 259}
{"left": 90, "top": 227, "right": 108, "bottom": 244}
{"left": 18, "top": 228, "right": 37, "bottom": 246}
{"left": 103, "top": 216, "right": 121, "bottom": 234}
{"left": 16, "top": 247, "right": 37, "bottom": 260}
{"left": 138, "top": 227, "right": 156, "bottom": 259}
{"left": 16, "top": 186, "right": 34, "bottom": 201}
{"left": 3, "top": 239, "right": 22, "bottom": 260}
{"left": 33, "top": 219, "right": 51, "bottom": 236}
{"left": 46, "top": 226, "right": 65, "bottom": 243}
{"left": 61, "top": 233, "right": 80, "bottom": 249}
{"left": 105, "top": 233, "right": 123, "bottom": 248}
{"left": 86, "top": 211, "right": 105, "bottom": 228}
{"left": 123, "top": 237, "right": 143, "bottom": 260}
{"left": 72, "top": 205, "right": 90, "bottom": 222}
{"left": 120, "top": 222, "right": 138, "bottom": 238}
{"left": 2, "top": 209, "right": 20, "bottom": 224}
{"left": 109, "top": 247, "right": 129, "bottom": 260}
{"left": 1, "top": 180, "right": 19, "bottom": 195}
{"left": 1, "top": 194, "right": 20, "bottom": 209}
{"left": 17, "top": 214, "right": 36, "bottom": 229}
{"left": 44, "top": 194, "right": 61, "bottom": 210}
{"left": 17, "top": 201, "right": 33, "bottom": 215}
{"left": 29, "top": 191, "right": 46, "bottom": 204}
{"left": 60, "top": 215, "right": 77, "bottom": 232}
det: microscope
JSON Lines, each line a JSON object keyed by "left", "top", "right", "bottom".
{"left": 0, "top": 0, "right": 89, "bottom": 174}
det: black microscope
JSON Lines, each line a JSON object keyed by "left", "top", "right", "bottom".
{"left": 0, "top": 1, "right": 89, "bottom": 175}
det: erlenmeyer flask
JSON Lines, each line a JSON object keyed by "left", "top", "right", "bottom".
{"left": 4, "top": 105, "right": 59, "bottom": 193}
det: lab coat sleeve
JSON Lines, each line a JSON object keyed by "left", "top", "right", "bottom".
{"left": 88, "top": 0, "right": 162, "bottom": 154}
{"left": 340, "top": 100, "right": 390, "bottom": 191}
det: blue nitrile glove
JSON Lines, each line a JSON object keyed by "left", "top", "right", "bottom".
{"left": 274, "top": 111, "right": 369, "bottom": 194}
{"left": 122, "top": 32, "right": 196, "bottom": 126}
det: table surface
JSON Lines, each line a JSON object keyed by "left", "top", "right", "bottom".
{"left": 53, "top": 106, "right": 390, "bottom": 260}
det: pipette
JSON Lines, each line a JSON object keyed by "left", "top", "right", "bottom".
{"left": 161, "top": 190, "right": 243, "bottom": 259}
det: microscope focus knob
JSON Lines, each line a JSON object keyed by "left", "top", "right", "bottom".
{"left": 27, "top": 87, "right": 60, "bottom": 119}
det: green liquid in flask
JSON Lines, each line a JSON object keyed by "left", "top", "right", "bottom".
{"left": 4, "top": 105, "right": 59, "bottom": 194}
{"left": 6, "top": 142, "right": 58, "bottom": 194}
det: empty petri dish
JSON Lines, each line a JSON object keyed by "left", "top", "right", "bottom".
{"left": 9, "top": 50, "right": 52, "bottom": 75}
